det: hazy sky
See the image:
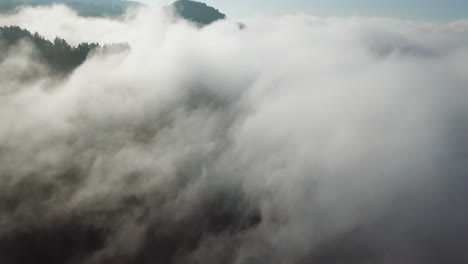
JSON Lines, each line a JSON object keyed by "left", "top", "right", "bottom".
{"left": 151, "top": 0, "right": 468, "bottom": 21}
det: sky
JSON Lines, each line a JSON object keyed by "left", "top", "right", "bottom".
{"left": 150, "top": 0, "right": 468, "bottom": 21}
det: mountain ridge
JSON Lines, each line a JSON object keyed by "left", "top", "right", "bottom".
{"left": 0, "top": 0, "right": 228, "bottom": 26}
{"left": 0, "top": 0, "right": 141, "bottom": 17}
{"left": 171, "top": 0, "right": 226, "bottom": 25}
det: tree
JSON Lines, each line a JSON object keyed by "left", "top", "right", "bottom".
{"left": 0, "top": 26, "right": 104, "bottom": 75}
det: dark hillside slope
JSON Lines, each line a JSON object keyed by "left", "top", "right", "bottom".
{"left": 0, "top": 26, "right": 98, "bottom": 75}
{"left": 171, "top": 0, "right": 226, "bottom": 25}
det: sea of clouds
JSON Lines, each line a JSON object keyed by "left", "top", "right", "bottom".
{"left": 0, "top": 4, "right": 467, "bottom": 264}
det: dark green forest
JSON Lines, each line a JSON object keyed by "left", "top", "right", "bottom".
{"left": 0, "top": 26, "right": 99, "bottom": 74}
{"left": 171, "top": 0, "right": 226, "bottom": 25}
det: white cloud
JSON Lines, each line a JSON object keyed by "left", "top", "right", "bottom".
{"left": 0, "top": 5, "right": 467, "bottom": 263}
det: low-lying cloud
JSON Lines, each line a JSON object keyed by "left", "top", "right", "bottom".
{"left": 0, "top": 5, "right": 467, "bottom": 264}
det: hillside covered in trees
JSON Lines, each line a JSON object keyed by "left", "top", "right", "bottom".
{"left": 171, "top": 0, "right": 226, "bottom": 25}
{"left": 0, "top": 0, "right": 141, "bottom": 17}
{"left": 0, "top": 26, "right": 102, "bottom": 75}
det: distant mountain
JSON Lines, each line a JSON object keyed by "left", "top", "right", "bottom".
{"left": 171, "top": 0, "right": 226, "bottom": 26}
{"left": 1, "top": 0, "right": 228, "bottom": 25}
{"left": 0, "top": 0, "right": 142, "bottom": 17}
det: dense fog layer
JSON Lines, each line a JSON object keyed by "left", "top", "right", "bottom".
{"left": 0, "top": 5, "right": 467, "bottom": 264}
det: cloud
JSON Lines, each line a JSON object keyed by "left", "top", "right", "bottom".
{"left": 0, "top": 5, "right": 467, "bottom": 264}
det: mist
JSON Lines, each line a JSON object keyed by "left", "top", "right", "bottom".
{"left": 0, "top": 5, "right": 467, "bottom": 264}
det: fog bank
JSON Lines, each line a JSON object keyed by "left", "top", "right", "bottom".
{"left": 0, "top": 5, "right": 467, "bottom": 264}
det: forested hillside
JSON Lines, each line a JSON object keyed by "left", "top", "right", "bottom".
{"left": 0, "top": 26, "right": 98, "bottom": 74}
{"left": 171, "top": 0, "right": 226, "bottom": 25}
